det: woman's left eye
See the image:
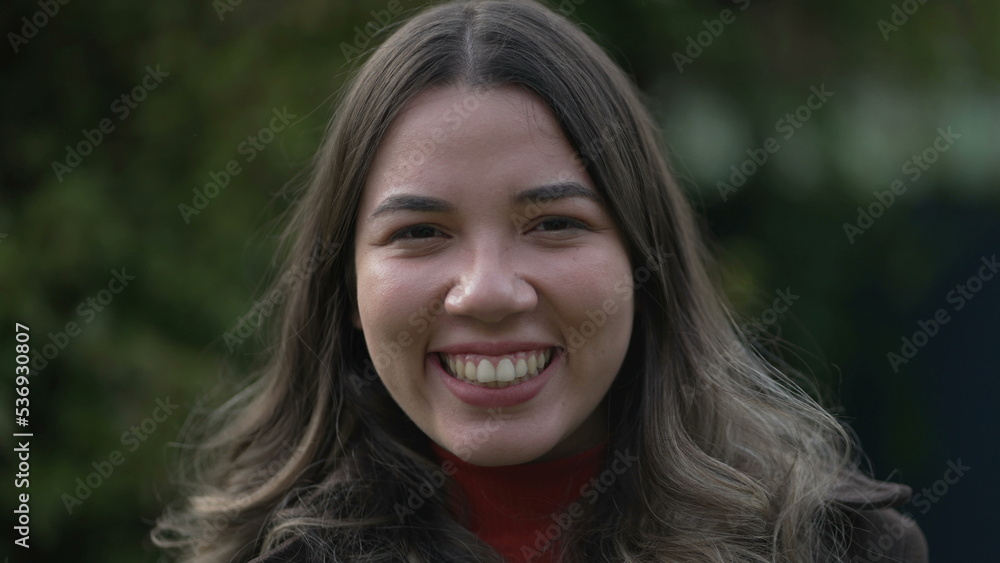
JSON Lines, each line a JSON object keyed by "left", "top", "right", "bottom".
{"left": 389, "top": 225, "right": 443, "bottom": 241}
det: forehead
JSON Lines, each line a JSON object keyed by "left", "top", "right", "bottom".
{"left": 361, "top": 83, "right": 589, "bottom": 201}
{"left": 388, "top": 83, "right": 562, "bottom": 149}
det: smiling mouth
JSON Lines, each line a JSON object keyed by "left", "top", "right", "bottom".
{"left": 438, "top": 347, "right": 556, "bottom": 388}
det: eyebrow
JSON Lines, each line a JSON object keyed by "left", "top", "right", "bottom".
{"left": 368, "top": 182, "right": 601, "bottom": 221}
{"left": 511, "top": 182, "right": 602, "bottom": 207}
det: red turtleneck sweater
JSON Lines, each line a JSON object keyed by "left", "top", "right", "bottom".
{"left": 431, "top": 440, "right": 607, "bottom": 562}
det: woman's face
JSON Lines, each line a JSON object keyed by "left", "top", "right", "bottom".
{"left": 353, "top": 84, "right": 634, "bottom": 466}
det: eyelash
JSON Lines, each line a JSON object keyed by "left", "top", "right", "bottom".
{"left": 388, "top": 216, "right": 588, "bottom": 241}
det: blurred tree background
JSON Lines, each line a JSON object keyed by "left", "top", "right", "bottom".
{"left": 1, "top": 0, "right": 997, "bottom": 560}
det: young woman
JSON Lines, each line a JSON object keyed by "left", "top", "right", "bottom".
{"left": 153, "top": 1, "right": 928, "bottom": 561}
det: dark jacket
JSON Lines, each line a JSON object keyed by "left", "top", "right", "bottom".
{"left": 248, "top": 472, "right": 927, "bottom": 562}
{"left": 829, "top": 471, "right": 928, "bottom": 562}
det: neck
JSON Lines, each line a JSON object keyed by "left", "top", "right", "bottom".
{"left": 431, "top": 438, "right": 608, "bottom": 562}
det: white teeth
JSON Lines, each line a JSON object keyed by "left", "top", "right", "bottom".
{"left": 476, "top": 359, "right": 497, "bottom": 383}
{"left": 440, "top": 347, "right": 556, "bottom": 387}
{"left": 496, "top": 358, "right": 516, "bottom": 382}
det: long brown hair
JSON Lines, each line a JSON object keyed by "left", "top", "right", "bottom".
{"left": 153, "top": 1, "right": 853, "bottom": 560}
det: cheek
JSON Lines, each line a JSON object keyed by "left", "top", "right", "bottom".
{"left": 547, "top": 248, "right": 633, "bottom": 311}
{"left": 550, "top": 248, "right": 634, "bottom": 362}
{"left": 354, "top": 258, "right": 437, "bottom": 376}
{"left": 357, "top": 259, "right": 428, "bottom": 325}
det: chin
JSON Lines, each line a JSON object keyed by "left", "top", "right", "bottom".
{"left": 438, "top": 428, "right": 558, "bottom": 467}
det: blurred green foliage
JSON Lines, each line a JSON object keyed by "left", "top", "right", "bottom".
{"left": 1, "top": 0, "right": 997, "bottom": 560}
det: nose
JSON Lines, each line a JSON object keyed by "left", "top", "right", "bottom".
{"left": 444, "top": 241, "right": 537, "bottom": 324}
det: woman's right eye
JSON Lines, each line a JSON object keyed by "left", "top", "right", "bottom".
{"left": 388, "top": 224, "right": 444, "bottom": 241}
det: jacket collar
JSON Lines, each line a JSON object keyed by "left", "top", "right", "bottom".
{"left": 830, "top": 470, "right": 912, "bottom": 510}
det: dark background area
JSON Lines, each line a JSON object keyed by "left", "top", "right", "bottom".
{"left": 1, "top": 0, "right": 996, "bottom": 560}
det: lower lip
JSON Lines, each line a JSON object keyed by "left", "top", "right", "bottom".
{"left": 430, "top": 349, "right": 560, "bottom": 409}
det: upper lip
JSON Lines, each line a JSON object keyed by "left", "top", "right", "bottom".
{"left": 432, "top": 341, "right": 559, "bottom": 355}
